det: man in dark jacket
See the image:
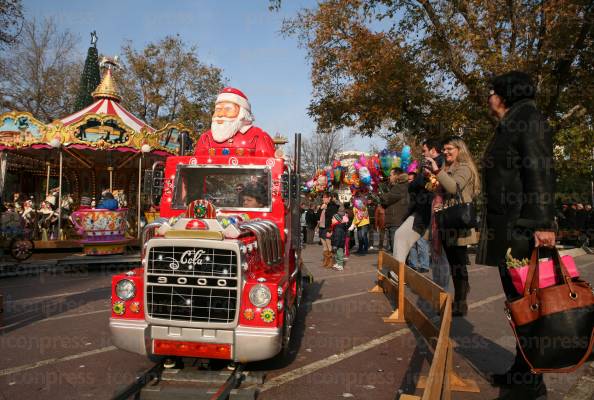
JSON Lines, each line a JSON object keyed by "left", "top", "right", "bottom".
{"left": 391, "top": 140, "right": 443, "bottom": 262}
{"left": 305, "top": 204, "right": 317, "bottom": 244}
{"left": 476, "top": 71, "right": 555, "bottom": 400}
{"left": 380, "top": 167, "right": 409, "bottom": 251}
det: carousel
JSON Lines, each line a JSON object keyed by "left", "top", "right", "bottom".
{"left": 0, "top": 57, "right": 194, "bottom": 258}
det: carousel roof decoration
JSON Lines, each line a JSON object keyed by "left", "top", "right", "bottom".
{"left": 0, "top": 54, "right": 193, "bottom": 155}
{"left": 61, "top": 57, "right": 153, "bottom": 134}
{"left": 56, "top": 56, "right": 158, "bottom": 151}
{"left": 0, "top": 112, "right": 47, "bottom": 149}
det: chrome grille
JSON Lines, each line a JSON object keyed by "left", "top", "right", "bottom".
{"left": 146, "top": 246, "right": 239, "bottom": 323}
{"left": 147, "top": 247, "right": 237, "bottom": 277}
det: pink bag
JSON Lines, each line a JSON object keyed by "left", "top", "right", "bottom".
{"left": 509, "top": 255, "right": 580, "bottom": 293}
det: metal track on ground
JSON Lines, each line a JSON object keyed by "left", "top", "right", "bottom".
{"left": 0, "top": 253, "right": 141, "bottom": 278}
{"left": 112, "top": 362, "right": 263, "bottom": 400}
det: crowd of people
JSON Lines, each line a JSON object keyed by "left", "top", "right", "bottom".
{"left": 301, "top": 71, "right": 587, "bottom": 399}
{"left": 556, "top": 202, "right": 594, "bottom": 245}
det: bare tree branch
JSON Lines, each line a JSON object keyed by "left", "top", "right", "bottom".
{"left": 0, "top": 18, "right": 80, "bottom": 120}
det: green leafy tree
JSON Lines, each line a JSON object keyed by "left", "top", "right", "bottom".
{"left": 73, "top": 35, "right": 101, "bottom": 111}
{"left": 280, "top": 0, "right": 594, "bottom": 200}
{"left": 118, "top": 35, "right": 226, "bottom": 130}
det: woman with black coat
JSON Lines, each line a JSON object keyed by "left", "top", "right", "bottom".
{"left": 476, "top": 71, "right": 555, "bottom": 400}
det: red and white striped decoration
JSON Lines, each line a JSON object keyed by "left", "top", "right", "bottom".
{"left": 60, "top": 98, "right": 154, "bottom": 133}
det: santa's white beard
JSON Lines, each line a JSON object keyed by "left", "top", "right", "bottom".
{"left": 211, "top": 117, "right": 244, "bottom": 143}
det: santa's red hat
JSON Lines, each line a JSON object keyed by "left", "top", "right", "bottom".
{"left": 216, "top": 87, "right": 251, "bottom": 112}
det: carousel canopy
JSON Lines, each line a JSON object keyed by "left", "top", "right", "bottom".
{"left": 0, "top": 56, "right": 194, "bottom": 155}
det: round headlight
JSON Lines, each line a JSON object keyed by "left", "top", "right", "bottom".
{"left": 249, "top": 284, "right": 271, "bottom": 308}
{"left": 116, "top": 279, "right": 136, "bottom": 301}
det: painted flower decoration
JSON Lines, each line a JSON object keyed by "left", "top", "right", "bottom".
{"left": 194, "top": 202, "right": 207, "bottom": 218}
{"left": 260, "top": 308, "right": 275, "bottom": 323}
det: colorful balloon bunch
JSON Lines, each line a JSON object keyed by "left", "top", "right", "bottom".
{"left": 350, "top": 154, "right": 374, "bottom": 194}
{"left": 378, "top": 146, "right": 419, "bottom": 175}
{"left": 302, "top": 145, "right": 419, "bottom": 196}
{"left": 303, "top": 167, "right": 334, "bottom": 193}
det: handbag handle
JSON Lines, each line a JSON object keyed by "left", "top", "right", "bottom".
{"left": 524, "top": 247, "right": 577, "bottom": 298}
{"left": 548, "top": 247, "right": 576, "bottom": 294}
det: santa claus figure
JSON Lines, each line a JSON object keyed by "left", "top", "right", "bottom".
{"left": 195, "top": 87, "right": 276, "bottom": 157}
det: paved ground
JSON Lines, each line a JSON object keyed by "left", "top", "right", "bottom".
{"left": 0, "top": 245, "right": 592, "bottom": 400}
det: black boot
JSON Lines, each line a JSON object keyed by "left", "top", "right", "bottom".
{"left": 452, "top": 279, "right": 469, "bottom": 317}
{"left": 492, "top": 348, "right": 545, "bottom": 386}
{"left": 492, "top": 380, "right": 547, "bottom": 399}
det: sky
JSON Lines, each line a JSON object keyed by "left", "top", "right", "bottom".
{"left": 22, "top": 0, "right": 386, "bottom": 153}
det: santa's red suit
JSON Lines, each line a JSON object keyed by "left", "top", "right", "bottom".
{"left": 195, "top": 125, "right": 276, "bottom": 157}
{"left": 194, "top": 87, "right": 276, "bottom": 157}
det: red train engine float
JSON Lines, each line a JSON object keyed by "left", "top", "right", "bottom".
{"left": 110, "top": 127, "right": 303, "bottom": 363}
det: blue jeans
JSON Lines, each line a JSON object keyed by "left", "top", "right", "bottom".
{"left": 335, "top": 248, "right": 344, "bottom": 267}
{"left": 407, "top": 237, "right": 430, "bottom": 271}
{"left": 357, "top": 225, "right": 369, "bottom": 253}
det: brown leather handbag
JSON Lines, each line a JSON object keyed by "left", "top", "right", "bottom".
{"left": 505, "top": 248, "right": 594, "bottom": 373}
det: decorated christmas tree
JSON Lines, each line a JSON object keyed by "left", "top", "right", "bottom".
{"left": 73, "top": 31, "right": 101, "bottom": 111}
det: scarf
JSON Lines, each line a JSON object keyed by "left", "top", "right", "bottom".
{"left": 431, "top": 186, "right": 444, "bottom": 263}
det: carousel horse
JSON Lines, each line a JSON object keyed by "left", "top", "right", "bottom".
{"left": 113, "top": 190, "right": 127, "bottom": 208}
{"left": 38, "top": 201, "right": 59, "bottom": 241}
{"left": 59, "top": 194, "right": 74, "bottom": 240}
{"left": 61, "top": 194, "right": 74, "bottom": 215}
{"left": 21, "top": 200, "right": 38, "bottom": 238}
{"left": 12, "top": 193, "right": 22, "bottom": 214}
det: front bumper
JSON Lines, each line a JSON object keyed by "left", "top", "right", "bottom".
{"left": 109, "top": 318, "right": 149, "bottom": 356}
{"left": 109, "top": 318, "right": 281, "bottom": 362}
{"left": 235, "top": 325, "right": 282, "bottom": 362}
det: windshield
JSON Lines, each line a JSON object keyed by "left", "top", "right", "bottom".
{"left": 172, "top": 166, "right": 271, "bottom": 210}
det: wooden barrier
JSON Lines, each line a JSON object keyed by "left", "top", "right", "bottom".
{"left": 370, "top": 251, "right": 480, "bottom": 399}
{"left": 369, "top": 251, "right": 405, "bottom": 322}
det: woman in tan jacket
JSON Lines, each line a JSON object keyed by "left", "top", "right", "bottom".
{"left": 425, "top": 136, "right": 480, "bottom": 316}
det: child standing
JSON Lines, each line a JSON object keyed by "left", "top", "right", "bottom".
{"left": 350, "top": 197, "right": 370, "bottom": 255}
{"left": 330, "top": 213, "right": 347, "bottom": 271}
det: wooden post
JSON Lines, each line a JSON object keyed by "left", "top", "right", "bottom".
{"left": 443, "top": 339, "right": 481, "bottom": 394}
{"left": 56, "top": 149, "right": 63, "bottom": 238}
{"left": 369, "top": 250, "right": 384, "bottom": 293}
{"left": 415, "top": 300, "right": 480, "bottom": 395}
{"left": 137, "top": 156, "right": 142, "bottom": 239}
{"left": 108, "top": 166, "right": 114, "bottom": 192}
{"left": 374, "top": 252, "right": 480, "bottom": 398}
{"left": 382, "top": 260, "right": 405, "bottom": 323}
{"left": 45, "top": 162, "right": 50, "bottom": 197}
